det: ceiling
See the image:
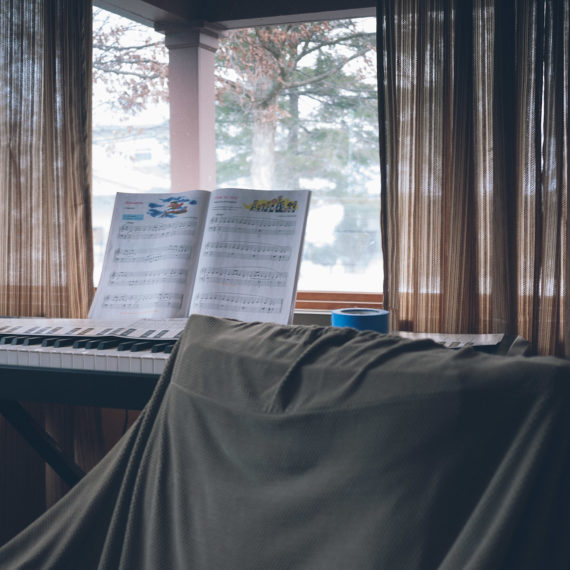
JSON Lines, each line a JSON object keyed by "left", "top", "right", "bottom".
{"left": 95, "top": 0, "right": 376, "bottom": 29}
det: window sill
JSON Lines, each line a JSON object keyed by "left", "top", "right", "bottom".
{"left": 294, "top": 291, "right": 383, "bottom": 312}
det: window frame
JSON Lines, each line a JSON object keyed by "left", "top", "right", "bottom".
{"left": 295, "top": 291, "right": 383, "bottom": 311}
{"left": 92, "top": 6, "right": 383, "bottom": 314}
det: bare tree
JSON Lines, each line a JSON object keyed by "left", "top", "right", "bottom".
{"left": 216, "top": 22, "right": 375, "bottom": 187}
{"left": 93, "top": 8, "right": 168, "bottom": 114}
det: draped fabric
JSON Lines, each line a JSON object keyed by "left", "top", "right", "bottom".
{"left": 0, "top": 0, "right": 101, "bottom": 543}
{"left": 377, "top": 0, "right": 569, "bottom": 356}
{"left": 2, "top": 315, "right": 570, "bottom": 569}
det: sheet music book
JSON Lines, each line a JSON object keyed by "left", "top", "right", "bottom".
{"left": 88, "top": 188, "right": 311, "bottom": 325}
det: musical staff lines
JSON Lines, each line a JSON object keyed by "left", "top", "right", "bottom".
{"left": 109, "top": 269, "right": 189, "bottom": 287}
{"left": 102, "top": 293, "right": 184, "bottom": 311}
{"left": 194, "top": 293, "right": 283, "bottom": 314}
{"left": 203, "top": 241, "right": 291, "bottom": 262}
{"left": 118, "top": 219, "right": 198, "bottom": 240}
{"left": 113, "top": 245, "right": 191, "bottom": 264}
{"left": 199, "top": 266, "right": 288, "bottom": 288}
{"left": 208, "top": 215, "right": 296, "bottom": 235}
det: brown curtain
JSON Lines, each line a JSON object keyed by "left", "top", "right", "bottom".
{"left": 0, "top": 1, "right": 93, "bottom": 316}
{"left": 0, "top": 0, "right": 103, "bottom": 542}
{"left": 378, "top": 0, "right": 569, "bottom": 356}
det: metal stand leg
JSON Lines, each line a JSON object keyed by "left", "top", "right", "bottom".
{"left": 0, "top": 399, "right": 85, "bottom": 488}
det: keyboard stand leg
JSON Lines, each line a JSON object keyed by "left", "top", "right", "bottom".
{"left": 0, "top": 399, "right": 85, "bottom": 488}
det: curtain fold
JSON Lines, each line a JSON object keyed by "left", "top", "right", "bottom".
{"left": 0, "top": 0, "right": 94, "bottom": 317}
{"left": 0, "top": 0, "right": 101, "bottom": 543}
{"left": 378, "top": 0, "right": 569, "bottom": 356}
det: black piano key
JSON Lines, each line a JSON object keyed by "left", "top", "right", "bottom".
{"left": 22, "top": 337, "right": 44, "bottom": 345}
{"left": 0, "top": 333, "right": 176, "bottom": 355}
{"left": 97, "top": 339, "right": 121, "bottom": 350}
{"left": 53, "top": 338, "right": 75, "bottom": 348}
{"left": 130, "top": 341, "right": 152, "bottom": 352}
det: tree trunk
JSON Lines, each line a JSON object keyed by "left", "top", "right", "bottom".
{"left": 286, "top": 93, "right": 301, "bottom": 189}
{"left": 251, "top": 112, "right": 276, "bottom": 189}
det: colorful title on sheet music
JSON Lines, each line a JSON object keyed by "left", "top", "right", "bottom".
{"left": 145, "top": 196, "right": 198, "bottom": 218}
{"left": 243, "top": 196, "right": 299, "bottom": 213}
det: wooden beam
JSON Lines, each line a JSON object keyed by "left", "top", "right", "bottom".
{"left": 95, "top": 0, "right": 375, "bottom": 28}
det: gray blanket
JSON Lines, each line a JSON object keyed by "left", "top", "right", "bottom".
{"left": 1, "top": 315, "right": 570, "bottom": 569}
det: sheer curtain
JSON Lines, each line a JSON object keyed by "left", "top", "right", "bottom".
{"left": 377, "top": 0, "right": 569, "bottom": 356}
{"left": 0, "top": 2, "right": 93, "bottom": 316}
{"left": 0, "top": 0, "right": 101, "bottom": 542}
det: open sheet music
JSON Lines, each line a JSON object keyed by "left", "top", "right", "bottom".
{"left": 88, "top": 188, "right": 311, "bottom": 324}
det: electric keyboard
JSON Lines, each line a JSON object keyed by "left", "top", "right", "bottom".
{"left": 0, "top": 317, "right": 187, "bottom": 409}
{"left": 0, "top": 336, "right": 172, "bottom": 409}
{"left": 0, "top": 334, "right": 173, "bottom": 376}
{"left": 0, "top": 318, "right": 186, "bottom": 487}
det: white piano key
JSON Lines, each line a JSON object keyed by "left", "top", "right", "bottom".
{"left": 27, "top": 346, "right": 43, "bottom": 367}
{"left": 104, "top": 352, "right": 120, "bottom": 372}
{"left": 129, "top": 355, "right": 143, "bottom": 375}
{"left": 60, "top": 347, "right": 77, "bottom": 369}
{"left": 118, "top": 353, "right": 133, "bottom": 373}
{"left": 140, "top": 353, "right": 156, "bottom": 375}
{"left": 15, "top": 345, "right": 30, "bottom": 367}
{"left": 1, "top": 344, "right": 20, "bottom": 366}
{"left": 0, "top": 346, "right": 10, "bottom": 365}
{"left": 95, "top": 349, "right": 123, "bottom": 372}
{"left": 92, "top": 351, "right": 106, "bottom": 372}
{"left": 47, "top": 349, "right": 63, "bottom": 369}
{"left": 153, "top": 354, "right": 168, "bottom": 375}
{"left": 6, "top": 346, "right": 19, "bottom": 366}
{"left": 81, "top": 350, "right": 95, "bottom": 371}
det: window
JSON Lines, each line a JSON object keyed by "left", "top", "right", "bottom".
{"left": 92, "top": 8, "right": 383, "bottom": 304}
{"left": 215, "top": 20, "right": 382, "bottom": 294}
{"left": 92, "top": 8, "right": 170, "bottom": 282}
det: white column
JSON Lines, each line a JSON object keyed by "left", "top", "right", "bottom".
{"left": 164, "top": 24, "right": 222, "bottom": 192}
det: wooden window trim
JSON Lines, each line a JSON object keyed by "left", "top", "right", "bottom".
{"left": 295, "top": 291, "right": 383, "bottom": 312}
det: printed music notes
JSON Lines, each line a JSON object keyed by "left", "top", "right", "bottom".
{"left": 199, "top": 267, "right": 288, "bottom": 288}
{"left": 194, "top": 293, "right": 283, "bottom": 315}
{"left": 207, "top": 215, "right": 296, "bottom": 235}
{"left": 109, "top": 269, "right": 189, "bottom": 287}
{"left": 112, "top": 245, "right": 191, "bottom": 264}
{"left": 118, "top": 219, "right": 197, "bottom": 240}
{"left": 101, "top": 293, "right": 184, "bottom": 311}
{"left": 89, "top": 188, "right": 310, "bottom": 324}
{"left": 203, "top": 241, "right": 291, "bottom": 262}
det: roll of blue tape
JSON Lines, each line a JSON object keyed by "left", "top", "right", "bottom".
{"left": 330, "top": 308, "right": 389, "bottom": 333}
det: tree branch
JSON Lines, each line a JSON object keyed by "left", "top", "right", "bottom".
{"left": 295, "top": 32, "right": 375, "bottom": 63}
{"left": 286, "top": 47, "right": 374, "bottom": 90}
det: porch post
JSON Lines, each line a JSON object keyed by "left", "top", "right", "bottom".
{"left": 163, "top": 23, "right": 222, "bottom": 192}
